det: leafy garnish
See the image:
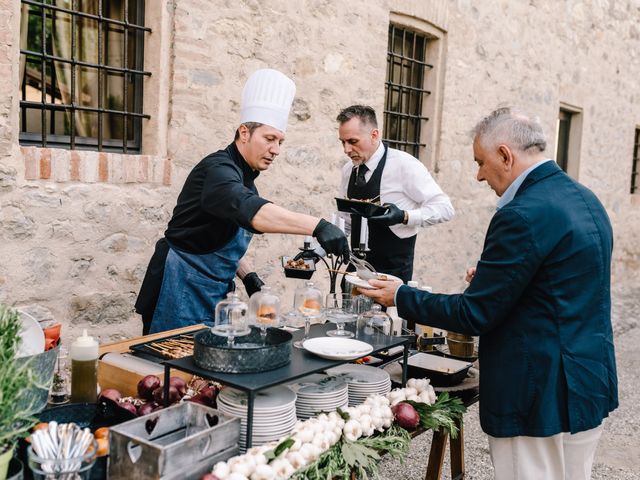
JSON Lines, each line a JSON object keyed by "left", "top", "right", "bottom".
{"left": 336, "top": 407, "right": 350, "bottom": 421}
{"left": 264, "top": 437, "right": 294, "bottom": 463}
{"left": 404, "top": 392, "right": 466, "bottom": 438}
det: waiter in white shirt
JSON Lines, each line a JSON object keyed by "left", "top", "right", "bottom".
{"left": 337, "top": 105, "right": 454, "bottom": 283}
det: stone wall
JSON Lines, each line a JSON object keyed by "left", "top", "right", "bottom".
{"left": 0, "top": 0, "right": 638, "bottom": 345}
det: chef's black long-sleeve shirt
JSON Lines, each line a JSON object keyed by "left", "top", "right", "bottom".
{"left": 165, "top": 142, "right": 270, "bottom": 254}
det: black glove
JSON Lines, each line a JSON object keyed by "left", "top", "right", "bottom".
{"left": 367, "top": 203, "right": 406, "bottom": 226}
{"left": 313, "top": 219, "right": 350, "bottom": 263}
{"left": 242, "top": 272, "right": 265, "bottom": 297}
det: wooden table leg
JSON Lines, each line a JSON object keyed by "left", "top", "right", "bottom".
{"left": 450, "top": 418, "right": 465, "bottom": 480}
{"left": 425, "top": 429, "right": 448, "bottom": 480}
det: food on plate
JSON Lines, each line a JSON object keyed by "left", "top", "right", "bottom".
{"left": 256, "top": 305, "right": 277, "bottom": 324}
{"left": 286, "top": 258, "right": 310, "bottom": 270}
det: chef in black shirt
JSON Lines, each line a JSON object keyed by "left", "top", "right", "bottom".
{"left": 136, "top": 69, "right": 349, "bottom": 334}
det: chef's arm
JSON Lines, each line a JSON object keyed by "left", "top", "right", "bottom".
{"left": 251, "top": 203, "right": 319, "bottom": 234}
{"left": 236, "top": 257, "right": 265, "bottom": 297}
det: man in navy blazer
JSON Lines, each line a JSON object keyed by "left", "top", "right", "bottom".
{"left": 362, "top": 107, "right": 618, "bottom": 479}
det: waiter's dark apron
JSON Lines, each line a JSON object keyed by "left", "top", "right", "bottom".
{"left": 146, "top": 227, "right": 252, "bottom": 334}
{"left": 347, "top": 145, "right": 416, "bottom": 283}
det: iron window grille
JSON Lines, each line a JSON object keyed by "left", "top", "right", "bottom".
{"left": 632, "top": 128, "right": 640, "bottom": 194}
{"left": 19, "top": 0, "right": 151, "bottom": 153}
{"left": 383, "top": 24, "right": 432, "bottom": 159}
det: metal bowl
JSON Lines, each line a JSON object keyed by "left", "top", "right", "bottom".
{"left": 193, "top": 327, "right": 292, "bottom": 373}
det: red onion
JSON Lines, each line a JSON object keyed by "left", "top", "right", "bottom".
{"left": 153, "top": 386, "right": 180, "bottom": 405}
{"left": 200, "top": 474, "right": 220, "bottom": 480}
{"left": 98, "top": 388, "right": 122, "bottom": 404}
{"left": 199, "top": 386, "right": 218, "bottom": 403}
{"left": 188, "top": 394, "right": 209, "bottom": 406}
{"left": 137, "top": 375, "right": 161, "bottom": 400}
{"left": 137, "top": 402, "right": 158, "bottom": 417}
{"left": 169, "top": 377, "right": 187, "bottom": 397}
{"left": 118, "top": 401, "right": 138, "bottom": 416}
{"left": 391, "top": 402, "right": 420, "bottom": 430}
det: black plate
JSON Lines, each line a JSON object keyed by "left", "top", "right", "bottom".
{"left": 128, "top": 328, "right": 208, "bottom": 361}
{"left": 335, "top": 198, "right": 388, "bottom": 218}
{"left": 281, "top": 256, "right": 315, "bottom": 279}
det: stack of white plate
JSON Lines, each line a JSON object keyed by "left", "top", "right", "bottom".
{"left": 288, "top": 374, "right": 349, "bottom": 420}
{"left": 217, "top": 385, "right": 297, "bottom": 451}
{"left": 325, "top": 364, "right": 392, "bottom": 406}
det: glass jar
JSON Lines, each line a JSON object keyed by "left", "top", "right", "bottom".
{"left": 212, "top": 292, "right": 250, "bottom": 346}
{"left": 362, "top": 304, "right": 392, "bottom": 336}
{"left": 248, "top": 286, "right": 281, "bottom": 339}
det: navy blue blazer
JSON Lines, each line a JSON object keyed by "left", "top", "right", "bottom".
{"left": 397, "top": 161, "right": 618, "bottom": 437}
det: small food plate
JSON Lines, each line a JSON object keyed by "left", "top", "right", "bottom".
{"left": 281, "top": 256, "right": 315, "bottom": 279}
{"left": 335, "top": 198, "right": 388, "bottom": 218}
{"left": 345, "top": 273, "right": 402, "bottom": 290}
{"left": 400, "top": 352, "right": 473, "bottom": 387}
{"left": 303, "top": 337, "right": 373, "bottom": 361}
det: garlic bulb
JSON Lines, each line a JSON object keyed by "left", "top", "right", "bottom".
{"left": 213, "top": 461, "right": 231, "bottom": 479}
{"left": 250, "top": 464, "right": 276, "bottom": 480}
{"left": 271, "top": 458, "right": 295, "bottom": 479}
{"left": 286, "top": 451, "right": 306, "bottom": 470}
{"left": 343, "top": 419, "right": 363, "bottom": 442}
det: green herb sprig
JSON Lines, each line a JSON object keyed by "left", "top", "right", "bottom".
{"left": 404, "top": 392, "right": 466, "bottom": 438}
{"left": 0, "top": 304, "right": 39, "bottom": 452}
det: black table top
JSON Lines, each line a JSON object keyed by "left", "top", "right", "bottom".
{"left": 164, "top": 323, "right": 412, "bottom": 392}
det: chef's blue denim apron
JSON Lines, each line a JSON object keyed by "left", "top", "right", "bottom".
{"left": 148, "top": 228, "right": 252, "bottom": 333}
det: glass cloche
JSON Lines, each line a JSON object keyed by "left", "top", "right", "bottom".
{"left": 292, "top": 280, "right": 324, "bottom": 348}
{"left": 248, "top": 286, "right": 281, "bottom": 339}
{"left": 362, "top": 304, "right": 392, "bottom": 336}
{"left": 212, "top": 292, "right": 250, "bottom": 346}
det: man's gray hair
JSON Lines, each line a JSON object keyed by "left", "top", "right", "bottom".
{"left": 472, "top": 107, "right": 547, "bottom": 153}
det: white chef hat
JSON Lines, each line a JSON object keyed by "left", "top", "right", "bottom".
{"left": 240, "top": 69, "right": 296, "bottom": 133}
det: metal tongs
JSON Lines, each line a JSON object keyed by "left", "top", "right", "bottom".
{"left": 348, "top": 253, "right": 379, "bottom": 280}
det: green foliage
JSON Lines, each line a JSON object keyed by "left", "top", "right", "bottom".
{"left": 264, "top": 437, "right": 295, "bottom": 464}
{"left": 291, "top": 425, "right": 411, "bottom": 480}
{"left": 0, "top": 304, "right": 39, "bottom": 453}
{"left": 405, "top": 392, "right": 466, "bottom": 439}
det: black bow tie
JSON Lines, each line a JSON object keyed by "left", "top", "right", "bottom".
{"left": 354, "top": 164, "right": 368, "bottom": 187}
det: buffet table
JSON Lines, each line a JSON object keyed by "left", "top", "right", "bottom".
{"left": 162, "top": 323, "right": 413, "bottom": 450}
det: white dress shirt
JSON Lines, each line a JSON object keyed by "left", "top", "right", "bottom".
{"left": 339, "top": 142, "right": 454, "bottom": 239}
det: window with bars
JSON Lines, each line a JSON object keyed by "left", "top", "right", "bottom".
{"left": 19, "top": 0, "right": 150, "bottom": 153}
{"left": 632, "top": 128, "right": 640, "bottom": 194}
{"left": 383, "top": 24, "right": 432, "bottom": 159}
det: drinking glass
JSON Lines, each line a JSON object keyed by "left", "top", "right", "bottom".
{"left": 325, "top": 293, "right": 358, "bottom": 338}
{"left": 293, "top": 281, "right": 323, "bottom": 348}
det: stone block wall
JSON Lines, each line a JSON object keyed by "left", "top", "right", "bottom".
{"left": 0, "top": 0, "right": 638, "bottom": 345}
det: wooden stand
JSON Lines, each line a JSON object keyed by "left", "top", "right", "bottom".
{"left": 425, "top": 417, "right": 465, "bottom": 480}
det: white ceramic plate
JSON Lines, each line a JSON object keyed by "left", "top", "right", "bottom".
{"left": 17, "top": 310, "right": 45, "bottom": 358}
{"left": 325, "top": 364, "right": 391, "bottom": 384}
{"left": 219, "top": 385, "right": 296, "bottom": 410}
{"left": 303, "top": 337, "right": 373, "bottom": 361}
{"left": 345, "top": 273, "right": 402, "bottom": 290}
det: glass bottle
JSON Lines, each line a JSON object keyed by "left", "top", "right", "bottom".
{"left": 212, "top": 292, "right": 250, "bottom": 347}
{"left": 49, "top": 346, "right": 70, "bottom": 405}
{"left": 293, "top": 281, "right": 323, "bottom": 348}
{"left": 248, "top": 286, "right": 281, "bottom": 341}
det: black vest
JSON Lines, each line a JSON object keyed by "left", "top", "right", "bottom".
{"left": 346, "top": 145, "right": 416, "bottom": 283}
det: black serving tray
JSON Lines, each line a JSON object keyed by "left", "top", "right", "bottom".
{"left": 281, "top": 256, "right": 315, "bottom": 279}
{"left": 335, "top": 197, "right": 388, "bottom": 218}
{"left": 128, "top": 328, "right": 209, "bottom": 362}
{"left": 400, "top": 352, "right": 473, "bottom": 387}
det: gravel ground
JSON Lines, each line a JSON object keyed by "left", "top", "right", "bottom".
{"left": 379, "top": 286, "right": 640, "bottom": 479}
